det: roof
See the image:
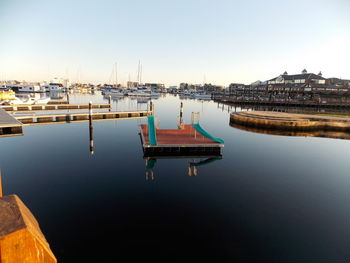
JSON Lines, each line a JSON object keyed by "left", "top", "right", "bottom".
{"left": 269, "top": 73, "right": 326, "bottom": 81}
{"left": 328, "top": 78, "right": 350, "bottom": 83}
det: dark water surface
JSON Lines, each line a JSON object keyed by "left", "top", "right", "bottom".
{"left": 1, "top": 93, "right": 350, "bottom": 262}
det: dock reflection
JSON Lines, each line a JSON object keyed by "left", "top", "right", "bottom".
{"left": 230, "top": 122, "right": 350, "bottom": 140}
{"left": 144, "top": 155, "right": 222, "bottom": 181}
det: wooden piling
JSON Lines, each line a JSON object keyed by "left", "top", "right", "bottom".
{"left": 0, "top": 195, "right": 57, "bottom": 262}
{"left": 178, "top": 102, "right": 184, "bottom": 128}
{"left": 89, "top": 101, "right": 92, "bottom": 115}
{"left": 89, "top": 103, "right": 94, "bottom": 155}
{"left": 180, "top": 102, "right": 183, "bottom": 119}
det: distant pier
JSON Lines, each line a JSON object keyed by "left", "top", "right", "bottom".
{"left": 214, "top": 96, "right": 350, "bottom": 109}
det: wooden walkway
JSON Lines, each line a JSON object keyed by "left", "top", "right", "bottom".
{"left": 214, "top": 97, "right": 350, "bottom": 109}
{"left": 0, "top": 108, "right": 23, "bottom": 137}
{"left": 1, "top": 103, "right": 110, "bottom": 112}
{"left": 16, "top": 110, "right": 151, "bottom": 125}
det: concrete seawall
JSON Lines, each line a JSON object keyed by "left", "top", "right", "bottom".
{"left": 230, "top": 111, "right": 350, "bottom": 132}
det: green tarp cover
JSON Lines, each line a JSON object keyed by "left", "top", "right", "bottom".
{"left": 147, "top": 116, "right": 157, "bottom": 146}
{"left": 192, "top": 123, "right": 224, "bottom": 144}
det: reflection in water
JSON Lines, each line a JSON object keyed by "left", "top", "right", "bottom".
{"left": 230, "top": 122, "right": 350, "bottom": 140}
{"left": 144, "top": 156, "right": 222, "bottom": 180}
{"left": 89, "top": 110, "right": 94, "bottom": 155}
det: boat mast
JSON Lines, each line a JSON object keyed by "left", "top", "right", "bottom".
{"left": 140, "top": 63, "right": 142, "bottom": 84}
{"left": 115, "top": 62, "right": 118, "bottom": 88}
{"left": 137, "top": 60, "right": 141, "bottom": 84}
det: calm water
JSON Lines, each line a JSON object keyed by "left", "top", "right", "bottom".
{"left": 1, "top": 93, "right": 350, "bottom": 262}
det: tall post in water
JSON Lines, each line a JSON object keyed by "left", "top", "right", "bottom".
{"left": 89, "top": 101, "right": 94, "bottom": 155}
{"left": 178, "top": 102, "right": 184, "bottom": 128}
{"left": 108, "top": 95, "right": 112, "bottom": 112}
{"left": 149, "top": 101, "right": 153, "bottom": 115}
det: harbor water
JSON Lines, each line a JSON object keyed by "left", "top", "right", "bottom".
{"left": 1, "top": 93, "right": 350, "bottom": 262}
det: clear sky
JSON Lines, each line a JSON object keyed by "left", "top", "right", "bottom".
{"left": 0, "top": 0, "right": 349, "bottom": 86}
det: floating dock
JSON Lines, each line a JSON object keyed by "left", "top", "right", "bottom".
{"left": 1, "top": 103, "right": 110, "bottom": 112}
{"left": 230, "top": 111, "right": 350, "bottom": 132}
{"left": 16, "top": 110, "right": 151, "bottom": 125}
{"left": 0, "top": 108, "right": 23, "bottom": 137}
{"left": 140, "top": 116, "right": 224, "bottom": 156}
{"left": 0, "top": 103, "right": 152, "bottom": 137}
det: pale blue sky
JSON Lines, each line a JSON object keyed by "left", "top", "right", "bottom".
{"left": 0, "top": 0, "right": 349, "bottom": 86}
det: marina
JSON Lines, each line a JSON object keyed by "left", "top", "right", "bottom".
{"left": 1, "top": 0, "right": 349, "bottom": 261}
{"left": 1, "top": 93, "right": 350, "bottom": 262}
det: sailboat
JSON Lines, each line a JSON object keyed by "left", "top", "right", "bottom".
{"left": 102, "top": 63, "right": 125, "bottom": 97}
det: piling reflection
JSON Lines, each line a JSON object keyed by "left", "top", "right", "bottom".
{"left": 230, "top": 122, "right": 350, "bottom": 140}
{"left": 89, "top": 106, "right": 94, "bottom": 155}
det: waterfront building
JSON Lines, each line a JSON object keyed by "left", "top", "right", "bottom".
{"left": 227, "top": 70, "right": 349, "bottom": 94}
{"left": 228, "top": 83, "right": 245, "bottom": 95}
{"left": 221, "top": 69, "right": 350, "bottom": 106}
{"left": 267, "top": 69, "right": 327, "bottom": 85}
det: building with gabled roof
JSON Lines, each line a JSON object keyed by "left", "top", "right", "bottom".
{"left": 267, "top": 69, "right": 327, "bottom": 85}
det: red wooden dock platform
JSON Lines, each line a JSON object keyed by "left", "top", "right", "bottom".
{"left": 140, "top": 124, "right": 224, "bottom": 156}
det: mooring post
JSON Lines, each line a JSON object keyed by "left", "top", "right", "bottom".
{"left": 150, "top": 101, "right": 153, "bottom": 114}
{"left": 67, "top": 93, "right": 70, "bottom": 104}
{"left": 89, "top": 101, "right": 93, "bottom": 116}
{"left": 180, "top": 102, "right": 183, "bottom": 119}
{"left": 178, "top": 102, "right": 184, "bottom": 127}
{"left": 108, "top": 95, "right": 112, "bottom": 112}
